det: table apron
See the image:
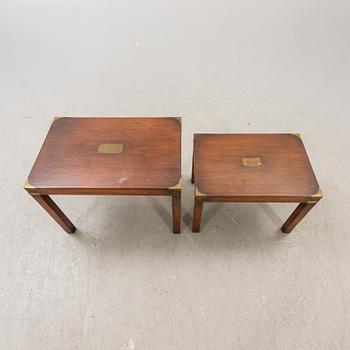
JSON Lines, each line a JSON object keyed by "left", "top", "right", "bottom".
{"left": 27, "top": 188, "right": 179, "bottom": 196}
{"left": 195, "top": 195, "right": 319, "bottom": 203}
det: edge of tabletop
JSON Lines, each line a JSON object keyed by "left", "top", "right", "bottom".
{"left": 51, "top": 115, "right": 182, "bottom": 123}
{"left": 24, "top": 116, "right": 182, "bottom": 195}
{"left": 193, "top": 186, "right": 323, "bottom": 203}
{"left": 23, "top": 178, "right": 182, "bottom": 196}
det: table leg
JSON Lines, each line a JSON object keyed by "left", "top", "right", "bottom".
{"left": 172, "top": 194, "right": 181, "bottom": 234}
{"left": 30, "top": 194, "right": 76, "bottom": 234}
{"left": 191, "top": 151, "right": 195, "bottom": 184}
{"left": 281, "top": 202, "right": 317, "bottom": 233}
{"left": 192, "top": 198, "right": 203, "bottom": 232}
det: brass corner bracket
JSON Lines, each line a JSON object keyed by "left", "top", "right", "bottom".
{"left": 53, "top": 116, "right": 63, "bottom": 123}
{"left": 169, "top": 179, "right": 182, "bottom": 190}
{"left": 312, "top": 188, "right": 323, "bottom": 198}
{"left": 292, "top": 133, "right": 302, "bottom": 141}
{"left": 195, "top": 187, "right": 205, "bottom": 197}
{"left": 24, "top": 178, "right": 35, "bottom": 190}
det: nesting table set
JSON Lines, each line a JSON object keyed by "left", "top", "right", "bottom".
{"left": 24, "top": 117, "right": 322, "bottom": 234}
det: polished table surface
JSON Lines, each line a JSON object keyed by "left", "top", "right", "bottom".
{"left": 27, "top": 117, "right": 181, "bottom": 193}
{"left": 193, "top": 133, "right": 320, "bottom": 202}
{"left": 25, "top": 117, "right": 182, "bottom": 233}
{"left": 191, "top": 133, "right": 322, "bottom": 233}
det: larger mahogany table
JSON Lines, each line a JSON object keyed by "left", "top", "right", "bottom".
{"left": 24, "top": 117, "right": 182, "bottom": 233}
{"left": 191, "top": 133, "right": 322, "bottom": 233}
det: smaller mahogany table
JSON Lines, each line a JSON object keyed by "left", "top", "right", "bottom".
{"left": 24, "top": 117, "right": 182, "bottom": 234}
{"left": 191, "top": 133, "right": 322, "bottom": 233}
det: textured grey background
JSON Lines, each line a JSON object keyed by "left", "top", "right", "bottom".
{"left": 1, "top": 0, "right": 350, "bottom": 349}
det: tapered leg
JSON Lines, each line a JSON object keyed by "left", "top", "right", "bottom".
{"left": 191, "top": 151, "right": 195, "bottom": 184}
{"left": 30, "top": 194, "right": 76, "bottom": 233}
{"left": 172, "top": 194, "right": 181, "bottom": 234}
{"left": 192, "top": 198, "right": 203, "bottom": 232}
{"left": 281, "top": 202, "right": 317, "bottom": 233}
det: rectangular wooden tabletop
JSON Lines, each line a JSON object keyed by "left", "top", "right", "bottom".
{"left": 26, "top": 117, "right": 181, "bottom": 194}
{"left": 193, "top": 133, "right": 321, "bottom": 202}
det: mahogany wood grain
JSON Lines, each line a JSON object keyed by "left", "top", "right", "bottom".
{"left": 31, "top": 194, "right": 76, "bottom": 233}
{"left": 192, "top": 199, "right": 203, "bottom": 233}
{"left": 28, "top": 117, "right": 181, "bottom": 190}
{"left": 192, "top": 133, "right": 322, "bottom": 233}
{"left": 194, "top": 133, "right": 319, "bottom": 198}
{"left": 172, "top": 194, "right": 181, "bottom": 234}
{"left": 281, "top": 202, "right": 317, "bottom": 233}
{"left": 25, "top": 117, "right": 182, "bottom": 233}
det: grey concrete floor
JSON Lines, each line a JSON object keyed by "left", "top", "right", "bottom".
{"left": 1, "top": 0, "right": 350, "bottom": 349}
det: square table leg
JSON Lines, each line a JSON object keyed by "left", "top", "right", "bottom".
{"left": 281, "top": 201, "right": 318, "bottom": 233}
{"left": 172, "top": 193, "right": 181, "bottom": 234}
{"left": 192, "top": 198, "right": 203, "bottom": 232}
{"left": 30, "top": 194, "right": 76, "bottom": 234}
{"left": 191, "top": 151, "right": 195, "bottom": 184}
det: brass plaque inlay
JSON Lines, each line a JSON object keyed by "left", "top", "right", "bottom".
{"left": 242, "top": 157, "right": 262, "bottom": 167}
{"left": 98, "top": 143, "right": 123, "bottom": 154}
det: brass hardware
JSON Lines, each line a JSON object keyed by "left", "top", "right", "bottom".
{"left": 242, "top": 157, "right": 262, "bottom": 167}
{"left": 98, "top": 143, "right": 124, "bottom": 154}
{"left": 24, "top": 178, "right": 34, "bottom": 189}
{"left": 174, "top": 117, "right": 182, "bottom": 123}
{"left": 292, "top": 133, "right": 302, "bottom": 141}
{"left": 169, "top": 179, "right": 182, "bottom": 190}
{"left": 53, "top": 117, "right": 62, "bottom": 123}
{"left": 312, "top": 188, "right": 323, "bottom": 198}
{"left": 195, "top": 187, "right": 205, "bottom": 196}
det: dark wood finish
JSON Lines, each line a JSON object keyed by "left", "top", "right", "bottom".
{"left": 172, "top": 194, "right": 181, "bottom": 233}
{"left": 192, "top": 133, "right": 322, "bottom": 233}
{"left": 27, "top": 188, "right": 177, "bottom": 196}
{"left": 194, "top": 134, "right": 319, "bottom": 199}
{"left": 31, "top": 194, "right": 76, "bottom": 233}
{"left": 281, "top": 202, "right": 317, "bottom": 233}
{"left": 25, "top": 117, "right": 182, "bottom": 233}
{"left": 192, "top": 198, "right": 203, "bottom": 232}
{"left": 28, "top": 117, "right": 181, "bottom": 190}
{"left": 194, "top": 195, "right": 318, "bottom": 203}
